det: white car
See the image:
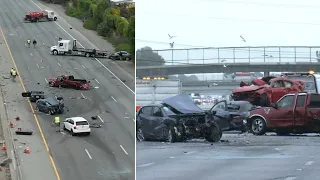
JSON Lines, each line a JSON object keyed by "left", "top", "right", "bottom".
{"left": 63, "top": 117, "right": 91, "bottom": 136}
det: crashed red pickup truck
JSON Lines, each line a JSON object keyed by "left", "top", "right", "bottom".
{"left": 232, "top": 76, "right": 305, "bottom": 106}
{"left": 246, "top": 92, "right": 320, "bottom": 136}
{"left": 48, "top": 75, "right": 90, "bottom": 90}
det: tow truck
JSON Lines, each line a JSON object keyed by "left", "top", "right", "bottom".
{"left": 281, "top": 71, "right": 320, "bottom": 93}
{"left": 50, "top": 39, "right": 108, "bottom": 58}
{"left": 24, "top": 10, "right": 57, "bottom": 22}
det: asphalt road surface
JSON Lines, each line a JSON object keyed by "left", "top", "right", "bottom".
{"left": 137, "top": 133, "right": 320, "bottom": 180}
{"left": 0, "top": 0, "right": 135, "bottom": 180}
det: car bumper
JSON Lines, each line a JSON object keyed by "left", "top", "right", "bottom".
{"left": 73, "top": 129, "right": 91, "bottom": 134}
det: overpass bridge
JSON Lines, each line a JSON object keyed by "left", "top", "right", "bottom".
{"left": 137, "top": 46, "right": 320, "bottom": 76}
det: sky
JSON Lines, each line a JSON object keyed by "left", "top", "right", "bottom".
{"left": 136, "top": 0, "right": 320, "bottom": 80}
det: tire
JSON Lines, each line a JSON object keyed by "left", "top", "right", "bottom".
{"left": 125, "top": 57, "right": 130, "bottom": 61}
{"left": 251, "top": 117, "right": 267, "bottom": 135}
{"left": 63, "top": 125, "right": 67, "bottom": 130}
{"left": 260, "top": 93, "right": 268, "bottom": 107}
{"left": 53, "top": 50, "right": 58, "bottom": 55}
{"left": 168, "top": 126, "right": 177, "bottom": 143}
{"left": 54, "top": 17, "right": 57, "bottom": 21}
{"left": 85, "top": 53, "right": 90, "bottom": 57}
{"left": 86, "top": 132, "right": 90, "bottom": 136}
{"left": 136, "top": 128, "right": 145, "bottom": 142}
{"left": 205, "top": 123, "right": 222, "bottom": 142}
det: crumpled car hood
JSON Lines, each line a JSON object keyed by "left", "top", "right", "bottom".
{"left": 162, "top": 94, "right": 204, "bottom": 114}
{"left": 233, "top": 85, "right": 263, "bottom": 93}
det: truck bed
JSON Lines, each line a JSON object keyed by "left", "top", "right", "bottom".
{"left": 70, "top": 79, "right": 88, "bottom": 84}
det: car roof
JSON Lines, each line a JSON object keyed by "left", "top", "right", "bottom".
{"left": 68, "top": 117, "right": 87, "bottom": 122}
{"left": 44, "top": 97, "right": 58, "bottom": 104}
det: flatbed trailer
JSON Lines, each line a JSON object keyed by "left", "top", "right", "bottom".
{"left": 50, "top": 39, "right": 109, "bottom": 58}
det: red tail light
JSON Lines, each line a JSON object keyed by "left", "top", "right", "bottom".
{"left": 73, "top": 126, "right": 77, "bottom": 129}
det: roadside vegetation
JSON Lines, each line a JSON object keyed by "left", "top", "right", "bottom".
{"left": 41, "top": 0, "right": 135, "bottom": 62}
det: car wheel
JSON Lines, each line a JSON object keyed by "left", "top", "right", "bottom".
{"left": 87, "top": 132, "right": 90, "bottom": 136}
{"left": 136, "top": 128, "right": 145, "bottom": 142}
{"left": 63, "top": 125, "right": 67, "bottom": 130}
{"left": 125, "top": 57, "right": 130, "bottom": 61}
{"left": 205, "top": 122, "right": 222, "bottom": 142}
{"left": 168, "top": 126, "right": 177, "bottom": 143}
{"left": 251, "top": 117, "right": 267, "bottom": 135}
{"left": 35, "top": 106, "right": 39, "bottom": 111}
{"left": 49, "top": 82, "right": 54, "bottom": 87}
{"left": 53, "top": 50, "right": 58, "bottom": 55}
{"left": 71, "top": 129, "right": 75, "bottom": 136}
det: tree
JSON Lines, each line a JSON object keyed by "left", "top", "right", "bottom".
{"left": 136, "top": 46, "right": 165, "bottom": 66}
{"left": 127, "top": 16, "right": 135, "bottom": 60}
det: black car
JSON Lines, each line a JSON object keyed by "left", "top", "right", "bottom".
{"left": 22, "top": 91, "right": 45, "bottom": 102}
{"left": 136, "top": 94, "right": 232, "bottom": 143}
{"left": 109, "top": 51, "right": 131, "bottom": 61}
{"left": 35, "top": 97, "right": 64, "bottom": 115}
{"left": 210, "top": 100, "right": 253, "bottom": 132}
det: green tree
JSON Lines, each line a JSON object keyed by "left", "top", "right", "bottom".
{"left": 127, "top": 16, "right": 135, "bottom": 61}
{"left": 136, "top": 47, "right": 165, "bottom": 66}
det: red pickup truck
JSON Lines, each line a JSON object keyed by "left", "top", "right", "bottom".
{"left": 48, "top": 75, "right": 90, "bottom": 90}
{"left": 247, "top": 92, "right": 320, "bottom": 135}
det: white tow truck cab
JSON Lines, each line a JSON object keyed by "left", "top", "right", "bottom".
{"left": 50, "top": 39, "right": 109, "bottom": 58}
{"left": 43, "top": 10, "right": 57, "bottom": 21}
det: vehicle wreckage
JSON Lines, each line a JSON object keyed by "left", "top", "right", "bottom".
{"left": 48, "top": 75, "right": 90, "bottom": 90}
{"left": 136, "top": 94, "right": 233, "bottom": 143}
{"left": 232, "top": 76, "right": 305, "bottom": 106}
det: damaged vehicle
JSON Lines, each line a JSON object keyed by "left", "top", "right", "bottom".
{"left": 246, "top": 92, "right": 320, "bottom": 136}
{"left": 22, "top": 91, "right": 45, "bottom": 102}
{"left": 136, "top": 94, "right": 232, "bottom": 143}
{"left": 210, "top": 100, "right": 254, "bottom": 132}
{"left": 48, "top": 75, "right": 90, "bottom": 90}
{"left": 36, "top": 97, "right": 64, "bottom": 115}
{"left": 232, "top": 76, "right": 305, "bottom": 106}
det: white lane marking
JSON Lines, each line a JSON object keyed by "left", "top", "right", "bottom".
{"left": 81, "top": 65, "right": 86, "bottom": 69}
{"left": 81, "top": 93, "right": 86, "bottom": 99}
{"left": 30, "top": 53, "right": 33, "bottom": 56}
{"left": 29, "top": 0, "right": 135, "bottom": 95}
{"left": 305, "top": 161, "right": 314, "bottom": 166}
{"left": 120, "top": 145, "right": 128, "bottom": 155}
{"left": 169, "top": 157, "right": 175, "bottom": 159}
{"left": 283, "top": 177, "right": 296, "bottom": 180}
{"left": 11, "top": 150, "right": 16, "bottom": 170}
{"left": 94, "top": 79, "right": 100, "bottom": 84}
{"left": 57, "top": 62, "right": 61, "bottom": 66}
{"left": 111, "top": 96, "right": 117, "bottom": 102}
{"left": 43, "top": 42, "right": 45, "bottom": 45}
{"left": 137, "top": 163, "right": 155, "bottom": 168}
{"left": 184, "top": 151, "right": 196, "bottom": 155}
{"left": 85, "top": 149, "right": 92, "bottom": 159}
{"left": 36, "top": 64, "right": 39, "bottom": 68}
{"left": 97, "top": 115, "right": 104, "bottom": 123}
{"left": 124, "top": 117, "right": 129, "bottom": 118}
{"left": 60, "top": 131, "right": 66, "bottom": 135}
{"left": 44, "top": 78, "right": 48, "bottom": 83}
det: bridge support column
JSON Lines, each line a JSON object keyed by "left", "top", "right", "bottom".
{"left": 264, "top": 71, "right": 270, "bottom": 76}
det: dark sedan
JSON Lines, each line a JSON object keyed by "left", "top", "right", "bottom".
{"left": 210, "top": 100, "right": 253, "bottom": 132}
{"left": 109, "top": 51, "right": 131, "bottom": 61}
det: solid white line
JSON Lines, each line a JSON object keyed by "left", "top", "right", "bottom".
{"left": 30, "top": 53, "right": 33, "bottom": 56}
{"left": 111, "top": 96, "right": 117, "bottom": 102}
{"left": 283, "top": 177, "right": 296, "bottom": 180}
{"left": 85, "top": 149, "right": 92, "bottom": 159}
{"left": 44, "top": 78, "right": 48, "bottom": 83}
{"left": 120, "top": 145, "right": 128, "bottom": 155}
{"left": 36, "top": 64, "right": 39, "bottom": 68}
{"left": 94, "top": 79, "right": 100, "bottom": 84}
{"left": 184, "top": 151, "right": 197, "bottom": 155}
{"left": 137, "top": 163, "right": 155, "bottom": 168}
{"left": 29, "top": 0, "right": 135, "bottom": 95}
{"left": 124, "top": 117, "right": 129, "bottom": 118}
{"left": 57, "top": 62, "right": 61, "bottom": 66}
{"left": 97, "top": 115, "right": 104, "bottom": 123}
{"left": 81, "top": 93, "right": 86, "bottom": 99}
{"left": 305, "top": 161, "right": 314, "bottom": 166}
{"left": 81, "top": 65, "right": 86, "bottom": 69}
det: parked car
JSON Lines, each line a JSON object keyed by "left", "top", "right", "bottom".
{"left": 109, "top": 51, "right": 131, "bottom": 61}
{"left": 210, "top": 100, "right": 254, "bottom": 132}
{"left": 63, "top": 117, "right": 91, "bottom": 136}
{"left": 136, "top": 94, "right": 232, "bottom": 143}
{"left": 35, "top": 97, "right": 64, "bottom": 115}
{"left": 232, "top": 76, "right": 305, "bottom": 106}
{"left": 246, "top": 92, "right": 320, "bottom": 136}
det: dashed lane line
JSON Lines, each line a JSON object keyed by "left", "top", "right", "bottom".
{"left": 120, "top": 145, "right": 128, "bottom": 155}
{"left": 85, "top": 149, "right": 92, "bottom": 159}
{"left": 97, "top": 115, "right": 104, "bottom": 123}
{"left": 305, "top": 161, "right": 314, "bottom": 166}
{"left": 111, "top": 96, "right": 117, "bottom": 103}
{"left": 137, "top": 163, "right": 155, "bottom": 168}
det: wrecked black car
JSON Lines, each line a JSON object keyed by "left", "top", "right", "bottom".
{"left": 35, "top": 97, "right": 64, "bottom": 115}
{"left": 136, "top": 94, "right": 232, "bottom": 143}
{"left": 22, "top": 91, "right": 45, "bottom": 102}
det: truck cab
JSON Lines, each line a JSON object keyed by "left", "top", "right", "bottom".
{"left": 50, "top": 40, "right": 72, "bottom": 55}
{"left": 247, "top": 92, "right": 320, "bottom": 135}
{"left": 281, "top": 71, "right": 320, "bottom": 93}
{"left": 43, "top": 10, "right": 57, "bottom": 21}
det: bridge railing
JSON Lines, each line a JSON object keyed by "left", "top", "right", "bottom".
{"left": 139, "top": 46, "right": 320, "bottom": 66}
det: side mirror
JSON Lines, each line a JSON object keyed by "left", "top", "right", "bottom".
{"left": 270, "top": 103, "right": 278, "bottom": 109}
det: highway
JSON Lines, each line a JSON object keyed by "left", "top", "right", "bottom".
{"left": 137, "top": 133, "right": 320, "bottom": 180}
{"left": 0, "top": 0, "right": 134, "bottom": 180}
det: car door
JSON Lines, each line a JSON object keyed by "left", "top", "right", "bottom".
{"left": 67, "top": 119, "right": 74, "bottom": 130}
{"left": 293, "top": 94, "right": 307, "bottom": 127}
{"left": 151, "top": 106, "right": 166, "bottom": 138}
{"left": 210, "top": 101, "right": 230, "bottom": 130}
{"left": 270, "top": 80, "right": 286, "bottom": 102}
{"left": 268, "top": 94, "right": 295, "bottom": 128}
{"left": 38, "top": 101, "right": 46, "bottom": 112}
{"left": 138, "top": 106, "right": 154, "bottom": 136}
